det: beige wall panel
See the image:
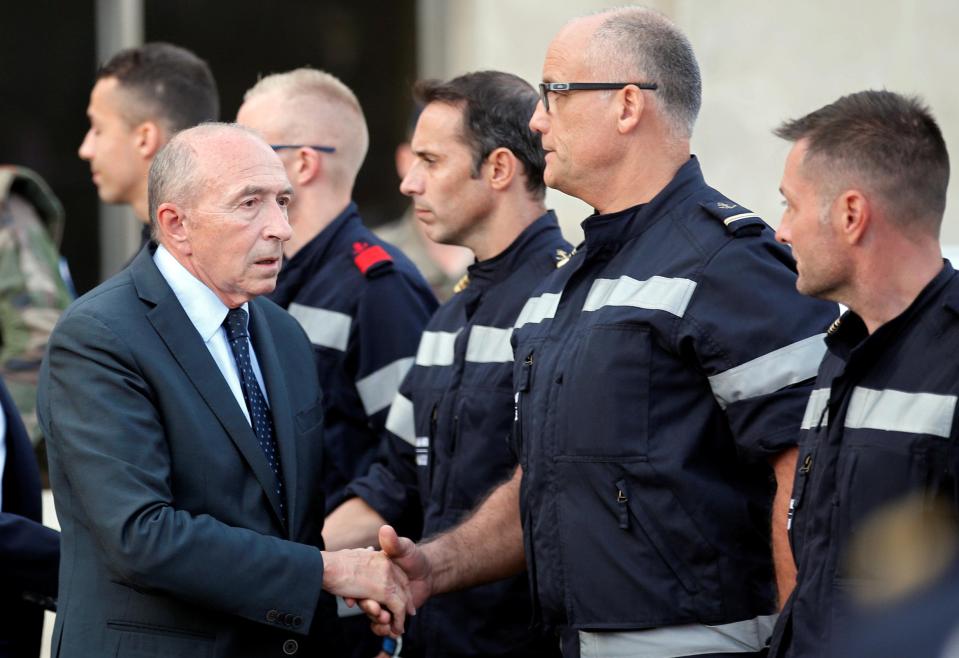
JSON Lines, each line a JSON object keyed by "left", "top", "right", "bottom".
{"left": 420, "top": 0, "right": 959, "bottom": 247}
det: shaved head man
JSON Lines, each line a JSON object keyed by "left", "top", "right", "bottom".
{"left": 238, "top": 71, "right": 436, "bottom": 657}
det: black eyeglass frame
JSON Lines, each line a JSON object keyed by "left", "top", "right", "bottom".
{"left": 538, "top": 82, "right": 658, "bottom": 111}
{"left": 270, "top": 144, "right": 336, "bottom": 154}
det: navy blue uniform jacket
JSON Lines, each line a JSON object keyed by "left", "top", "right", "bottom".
{"left": 509, "top": 158, "right": 838, "bottom": 643}
{"left": 771, "top": 263, "right": 959, "bottom": 657}
{"left": 348, "top": 212, "right": 568, "bottom": 658}
{"left": 0, "top": 376, "right": 59, "bottom": 658}
{"left": 270, "top": 203, "right": 436, "bottom": 512}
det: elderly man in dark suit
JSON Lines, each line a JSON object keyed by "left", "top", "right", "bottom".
{"left": 0, "top": 374, "right": 59, "bottom": 658}
{"left": 39, "top": 123, "right": 412, "bottom": 658}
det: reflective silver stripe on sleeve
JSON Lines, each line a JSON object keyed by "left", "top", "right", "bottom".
{"left": 465, "top": 325, "right": 514, "bottom": 363}
{"left": 514, "top": 292, "right": 561, "bottom": 329}
{"left": 801, "top": 388, "right": 831, "bottom": 430}
{"left": 579, "top": 614, "right": 777, "bottom": 658}
{"left": 356, "top": 357, "right": 414, "bottom": 416}
{"left": 287, "top": 303, "right": 352, "bottom": 351}
{"left": 845, "top": 387, "right": 958, "bottom": 438}
{"left": 384, "top": 393, "right": 416, "bottom": 445}
{"left": 582, "top": 275, "right": 697, "bottom": 318}
{"left": 414, "top": 436, "right": 429, "bottom": 466}
{"left": 722, "top": 212, "right": 761, "bottom": 227}
{"left": 414, "top": 330, "right": 460, "bottom": 367}
{"left": 708, "top": 333, "right": 827, "bottom": 409}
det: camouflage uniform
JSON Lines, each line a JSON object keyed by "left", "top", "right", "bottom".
{"left": 0, "top": 165, "right": 72, "bottom": 445}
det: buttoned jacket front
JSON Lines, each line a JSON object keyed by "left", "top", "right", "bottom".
{"left": 41, "top": 246, "right": 337, "bottom": 658}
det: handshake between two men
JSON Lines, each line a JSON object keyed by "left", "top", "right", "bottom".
{"left": 347, "top": 467, "right": 529, "bottom": 638}
{"left": 330, "top": 527, "right": 425, "bottom": 638}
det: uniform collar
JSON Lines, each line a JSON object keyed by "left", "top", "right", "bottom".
{"left": 270, "top": 201, "right": 360, "bottom": 306}
{"left": 465, "top": 210, "right": 561, "bottom": 290}
{"left": 827, "top": 259, "right": 956, "bottom": 361}
{"left": 581, "top": 156, "right": 705, "bottom": 250}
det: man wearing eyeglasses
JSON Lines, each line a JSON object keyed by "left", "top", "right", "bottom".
{"left": 365, "top": 7, "right": 838, "bottom": 658}
{"left": 237, "top": 68, "right": 436, "bottom": 657}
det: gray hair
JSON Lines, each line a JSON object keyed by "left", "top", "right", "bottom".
{"left": 585, "top": 6, "right": 702, "bottom": 138}
{"left": 147, "top": 122, "right": 261, "bottom": 239}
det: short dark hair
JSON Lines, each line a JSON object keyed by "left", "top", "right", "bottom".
{"left": 775, "top": 90, "right": 950, "bottom": 232}
{"left": 98, "top": 42, "right": 220, "bottom": 134}
{"left": 414, "top": 71, "right": 546, "bottom": 198}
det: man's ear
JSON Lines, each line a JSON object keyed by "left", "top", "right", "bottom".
{"left": 156, "top": 202, "right": 191, "bottom": 254}
{"left": 292, "top": 146, "right": 323, "bottom": 185}
{"left": 836, "top": 189, "right": 871, "bottom": 245}
{"left": 616, "top": 84, "right": 646, "bottom": 134}
{"left": 486, "top": 147, "right": 517, "bottom": 191}
{"left": 135, "top": 121, "right": 166, "bottom": 159}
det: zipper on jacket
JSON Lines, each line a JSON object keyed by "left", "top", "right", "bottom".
{"left": 615, "top": 478, "right": 630, "bottom": 530}
{"left": 513, "top": 350, "right": 535, "bottom": 461}
{"left": 788, "top": 453, "right": 813, "bottom": 532}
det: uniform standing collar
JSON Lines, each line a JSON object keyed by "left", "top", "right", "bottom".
{"left": 581, "top": 156, "right": 705, "bottom": 248}
{"left": 827, "top": 259, "right": 956, "bottom": 360}
{"left": 466, "top": 210, "right": 560, "bottom": 289}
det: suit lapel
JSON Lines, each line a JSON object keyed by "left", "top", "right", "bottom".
{"left": 249, "top": 300, "right": 299, "bottom": 533}
{"left": 132, "top": 250, "right": 286, "bottom": 528}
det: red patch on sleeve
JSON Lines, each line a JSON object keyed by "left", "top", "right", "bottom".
{"left": 352, "top": 241, "right": 393, "bottom": 275}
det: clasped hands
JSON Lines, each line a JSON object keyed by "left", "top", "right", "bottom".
{"left": 323, "top": 525, "right": 430, "bottom": 637}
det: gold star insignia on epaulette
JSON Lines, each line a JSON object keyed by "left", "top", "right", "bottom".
{"left": 827, "top": 316, "right": 842, "bottom": 335}
{"left": 554, "top": 247, "right": 576, "bottom": 268}
{"left": 453, "top": 273, "right": 470, "bottom": 293}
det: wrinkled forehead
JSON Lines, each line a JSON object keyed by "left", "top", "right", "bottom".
{"left": 191, "top": 133, "right": 289, "bottom": 198}
{"left": 544, "top": 16, "right": 602, "bottom": 78}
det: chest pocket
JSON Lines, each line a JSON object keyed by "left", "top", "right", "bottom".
{"left": 557, "top": 324, "right": 651, "bottom": 458}
{"left": 413, "top": 394, "right": 444, "bottom": 499}
{"left": 445, "top": 386, "right": 518, "bottom": 513}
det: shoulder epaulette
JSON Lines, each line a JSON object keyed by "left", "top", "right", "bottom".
{"left": 453, "top": 273, "right": 470, "bottom": 293}
{"left": 352, "top": 241, "right": 394, "bottom": 277}
{"left": 699, "top": 199, "right": 766, "bottom": 237}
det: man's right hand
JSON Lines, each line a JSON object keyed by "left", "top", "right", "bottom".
{"left": 355, "top": 525, "right": 433, "bottom": 636}
{"left": 355, "top": 470, "right": 527, "bottom": 635}
{"left": 321, "top": 544, "right": 414, "bottom": 636}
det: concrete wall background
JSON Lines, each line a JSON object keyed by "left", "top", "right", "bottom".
{"left": 418, "top": 0, "right": 959, "bottom": 248}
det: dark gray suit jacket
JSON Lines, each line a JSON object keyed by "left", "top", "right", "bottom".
{"left": 39, "top": 247, "right": 339, "bottom": 657}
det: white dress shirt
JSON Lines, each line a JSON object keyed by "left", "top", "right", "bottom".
{"left": 153, "top": 245, "right": 269, "bottom": 426}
